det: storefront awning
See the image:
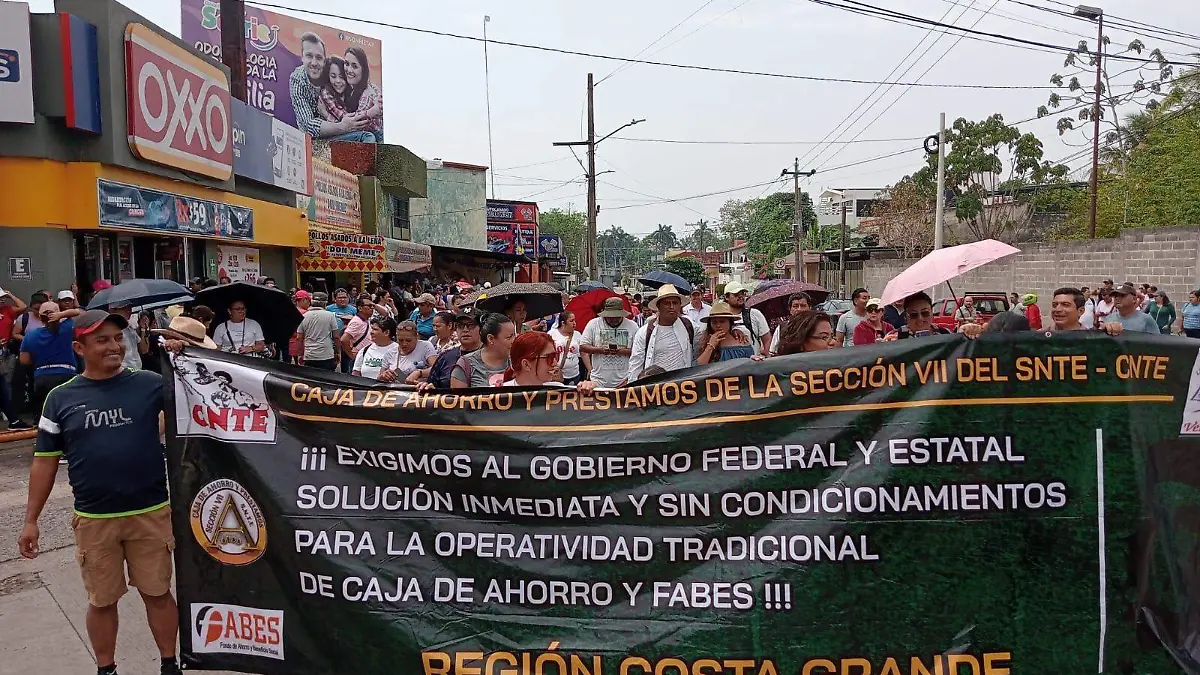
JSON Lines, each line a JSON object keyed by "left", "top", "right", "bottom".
{"left": 432, "top": 244, "right": 532, "bottom": 264}
{"left": 297, "top": 230, "right": 386, "bottom": 272}
{"left": 385, "top": 238, "right": 432, "bottom": 273}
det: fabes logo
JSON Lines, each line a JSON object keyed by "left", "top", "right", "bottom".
{"left": 125, "top": 24, "right": 232, "bottom": 180}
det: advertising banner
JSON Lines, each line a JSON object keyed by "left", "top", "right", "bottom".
{"left": 98, "top": 179, "right": 253, "bottom": 240}
{"left": 486, "top": 221, "right": 518, "bottom": 255}
{"left": 216, "top": 244, "right": 260, "bottom": 283}
{"left": 297, "top": 230, "right": 383, "bottom": 272}
{"left": 167, "top": 334, "right": 1200, "bottom": 675}
{"left": 181, "top": 0, "right": 384, "bottom": 143}
{"left": 298, "top": 160, "right": 362, "bottom": 232}
{"left": 384, "top": 238, "right": 432, "bottom": 274}
{"left": 0, "top": 1, "right": 35, "bottom": 124}
{"left": 232, "top": 99, "right": 312, "bottom": 195}
{"left": 537, "top": 234, "right": 563, "bottom": 259}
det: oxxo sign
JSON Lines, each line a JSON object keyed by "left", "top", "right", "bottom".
{"left": 125, "top": 24, "right": 233, "bottom": 181}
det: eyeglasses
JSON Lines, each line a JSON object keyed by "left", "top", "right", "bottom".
{"left": 810, "top": 332, "right": 834, "bottom": 342}
{"left": 230, "top": 306, "right": 247, "bottom": 312}
{"left": 534, "top": 353, "right": 558, "bottom": 363}
{"left": 906, "top": 309, "right": 932, "bottom": 319}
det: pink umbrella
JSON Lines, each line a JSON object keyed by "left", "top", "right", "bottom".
{"left": 881, "top": 239, "right": 1020, "bottom": 305}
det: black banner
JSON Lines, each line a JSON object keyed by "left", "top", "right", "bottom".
{"left": 166, "top": 334, "right": 1200, "bottom": 674}
{"left": 98, "top": 179, "right": 254, "bottom": 240}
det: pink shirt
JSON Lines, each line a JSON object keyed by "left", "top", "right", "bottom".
{"left": 344, "top": 315, "right": 371, "bottom": 356}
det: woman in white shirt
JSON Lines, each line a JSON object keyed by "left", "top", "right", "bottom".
{"left": 352, "top": 317, "right": 401, "bottom": 381}
{"left": 214, "top": 301, "right": 266, "bottom": 356}
{"left": 501, "top": 330, "right": 595, "bottom": 393}
{"left": 550, "top": 311, "right": 583, "bottom": 385}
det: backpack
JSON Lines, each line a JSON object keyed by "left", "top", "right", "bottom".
{"left": 741, "top": 307, "right": 760, "bottom": 342}
{"left": 641, "top": 318, "right": 695, "bottom": 372}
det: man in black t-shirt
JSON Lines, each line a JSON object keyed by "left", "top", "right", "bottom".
{"left": 18, "top": 310, "right": 181, "bottom": 675}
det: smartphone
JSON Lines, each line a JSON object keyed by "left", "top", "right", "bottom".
{"left": 914, "top": 330, "right": 932, "bottom": 337}
{"left": 609, "top": 343, "right": 618, "bottom": 351}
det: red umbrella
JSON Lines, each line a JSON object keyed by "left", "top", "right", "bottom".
{"left": 566, "top": 289, "right": 634, "bottom": 329}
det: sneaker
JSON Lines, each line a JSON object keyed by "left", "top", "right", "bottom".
{"left": 6, "top": 420, "right": 32, "bottom": 431}
{"left": 160, "top": 658, "right": 181, "bottom": 675}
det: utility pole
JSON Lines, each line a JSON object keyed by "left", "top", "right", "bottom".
{"left": 839, "top": 200, "right": 848, "bottom": 296}
{"left": 934, "top": 112, "right": 946, "bottom": 250}
{"left": 483, "top": 16, "right": 496, "bottom": 199}
{"left": 1082, "top": 7, "right": 1105, "bottom": 239}
{"left": 553, "top": 77, "right": 644, "bottom": 280}
{"left": 219, "top": 0, "right": 246, "bottom": 101}
{"left": 586, "top": 73, "right": 597, "bottom": 279}
{"left": 781, "top": 159, "right": 816, "bottom": 282}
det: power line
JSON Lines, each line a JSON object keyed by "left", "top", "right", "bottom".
{"left": 604, "top": 178, "right": 785, "bottom": 210}
{"left": 609, "top": 135, "right": 924, "bottom": 145}
{"left": 247, "top": 0, "right": 1060, "bottom": 89}
{"left": 596, "top": 0, "right": 722, "bottom": 85}
{"left": 806, "top": 0, "right": 996, "bottom": 172}
{"left": 805, "top": 0, "right": 1200, "bottom": 66}
{"left": 1007, "top": 0, "right": 1200, "bottom": 45}
{"left": 793, "top": 0, "right": 971, "bottom": 170}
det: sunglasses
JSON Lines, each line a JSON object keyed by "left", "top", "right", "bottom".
{"left": 906, "top": 309, "right": 932, "bottom": 319}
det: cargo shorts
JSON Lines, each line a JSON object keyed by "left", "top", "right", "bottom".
{"left": 72, "top": 506, "right": 175, "bottom": 607}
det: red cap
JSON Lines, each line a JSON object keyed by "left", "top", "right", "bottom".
{"left": 294, "top": 290, "right": 312, "bottom": 300}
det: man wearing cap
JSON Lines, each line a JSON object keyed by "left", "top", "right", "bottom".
{"left": 682, "top": 288, "right": 711, "bottom": 329}
{"left": 19, "top": 301, "right": 82, "bottom": 415}
{"left": 1105, "top": 283, "right": 1161, "bottom": 333}
{"left": 19, "top": 310, "right": 182, "bottom": 675}
{"left": 57, "top": 289, "right": 80, "bottom": 311}
{"left": 295, "top": 291, "right": 342, "bottom": 371}
{"left": 723, "top": 281, "right": 771, "bottom": 356}
{"left": 627, "top": 284, "right": 702, "bottom": 381}
{"left": 427, "top": 314, "right": 482, "bottom": 389}
{"left": 409, "top": 293, "right": 438, "bottom": 340}
{"left": 582, "top": 297, "right": 640, "bottom": 388}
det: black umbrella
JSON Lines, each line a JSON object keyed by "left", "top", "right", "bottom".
{"left": 195, "top": 282, "right": 303, "bottom": 346}
{"left": 87, "top": 279, "right": 192, "bottom": 310}
{"left": 463, "top": 282, "right": 564, "bottom": 319}
{"left": 638, "top": 270, "right": 693, "bottom": 293}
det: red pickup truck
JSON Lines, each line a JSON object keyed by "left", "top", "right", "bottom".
{"left": 930, "top": 292, "right": 1011, "bottom": 332}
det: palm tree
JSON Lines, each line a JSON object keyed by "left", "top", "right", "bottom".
{"left": 642, "top": 224, "right": 678, "bottom": 253}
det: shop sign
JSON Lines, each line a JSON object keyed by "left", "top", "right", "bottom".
{"left": 298, "top": 160, "right": 361, "bottom": 231}
{"left": 231, "top": 99, "right": 311, "bottom": 195}
{"left": 557, "top": 255, "right": 568, "bottom": 268}
{"left": 98, "top": 179, "right": 254, "bottom": 240}
{"left": 125, "top": 23, "right": 233, "bottom": 181}
{"left": 485, "top": 200, "right": 538, "bottom": 224}
{"left": 517, "top": 223, "right": 538, "bottom": 253}
{"left": 486, "top": 221, "right": 519, "bottom": 256}
{"left": 297, "top": 230, "right": 384, "bottom": 272}
{"left": 59, "top": 12, "right": 102, "bottom": 134}
{"left": 383, "top": 238, "right": 432, "bottom": 273}
{"left": 0, "top": 1, "right": 35, "bottom": 124}
{"left": 537, "top": 234, "right": 563, "bottom": 259}
{"left": 8, "top": 257, "right": 32, "bottom": 281}
{"left": 217, "top": 244, "right": 260, "bottom": 283}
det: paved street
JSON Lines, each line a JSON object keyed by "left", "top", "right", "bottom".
{"left": 0, "top": 441, "right": 228, "bottom": 675}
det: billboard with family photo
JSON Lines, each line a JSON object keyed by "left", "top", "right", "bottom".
{"left": 181, "top": 0, "right": 384, "bottom": 146}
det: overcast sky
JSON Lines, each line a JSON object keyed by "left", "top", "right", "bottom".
{"left": 30, "top": 0, "right": 1200, "bottom": 237}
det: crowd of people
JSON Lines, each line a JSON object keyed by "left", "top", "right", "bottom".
{"left": 3, "top": 275, "right": 1197, "bottom": 432}
{"left": 3, "top": 270, "right": 1197, "bottom": 675}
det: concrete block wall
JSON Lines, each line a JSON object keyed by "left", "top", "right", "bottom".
{"left": 860, "top": 226, "right": 1200, "bottom": 315}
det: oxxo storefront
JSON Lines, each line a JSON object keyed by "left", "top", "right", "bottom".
{"left": 0, "top": 0, "right": 308, "bottom": 301}
{"left": 0, "top": 159, "right": 306, "bottom": 299}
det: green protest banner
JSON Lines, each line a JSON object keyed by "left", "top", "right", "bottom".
{"left": 166, "top": 333, "right": 1200, "bottom": 675}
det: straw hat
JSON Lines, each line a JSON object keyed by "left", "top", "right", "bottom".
{"left": 701, "top": 301, "right": 741, "bottom": 323}
{"left": 152, "top": 316, "right": 217, "bottom": 349}
{"left": 648, "top": 284, "right": 685, "bottom": 310}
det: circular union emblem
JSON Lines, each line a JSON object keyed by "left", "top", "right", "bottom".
{"left": 189, "top": 479, "right": 267, "bottom": 566}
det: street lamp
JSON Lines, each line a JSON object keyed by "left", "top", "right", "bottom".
{"left": 1074, "top": 4, "right": 1104, "bottom": 239}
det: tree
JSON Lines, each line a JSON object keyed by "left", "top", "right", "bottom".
{"left": 921, "top": 114, "right": 1069, "bottom": 243}
{"left": 642, "top": 224, "right": 679, "bottom": 253}
{"left": 538, "top": 208, "right": 586, "bottom": 274}
{"left": 662, "top": 256, "right": 706, "bottom": 287}
{"left": 1039, "top": 32, "right": 1174, "bottom": 165}
{"left": 596, "top": 225, "right": 652, "bottom": 280}
{"left": 715, "top": 192, "right": 819, "bottom": 271}
{"left": 872, "top": 178, "right": 935, "bottom": 258}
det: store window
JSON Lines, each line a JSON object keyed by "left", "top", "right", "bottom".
{"left": 154, "top": 239, "right": 185, "bottom": 282}
{"left": 390, "top": 195, "right": 410, "bottom": 241}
